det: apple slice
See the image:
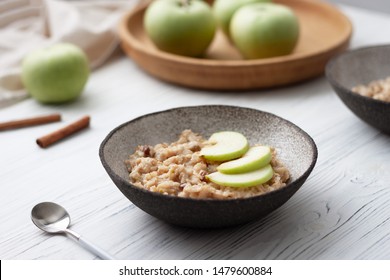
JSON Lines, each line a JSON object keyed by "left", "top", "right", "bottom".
{"left": 206, "top": 164, "right": 274, "bottom": 188}
{"left": 200, "top": 131, "right": 249, "bottom": 161}
{"left": 217, "top": 146, "right": 272, "bottom": 174}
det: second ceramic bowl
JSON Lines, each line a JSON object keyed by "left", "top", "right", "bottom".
{"left": 326, "top": 45, "right": 390, "bottom": 134}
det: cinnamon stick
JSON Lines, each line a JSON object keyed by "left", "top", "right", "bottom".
{"left": 0, "top": 114, "right": 61, "bottom": 131}
{"left": 36, "top": 116, "right": 90, "bottom": 148}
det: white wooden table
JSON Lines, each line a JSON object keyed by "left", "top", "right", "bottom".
{"left": 1, "top": 4, "right": 390, "bottom": 260}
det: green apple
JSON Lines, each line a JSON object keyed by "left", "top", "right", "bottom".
{"left": 22, "top": 43, "right": 89, "bottom": 103}
{"left": 217, "top": 145, "right": 271, "bottom": 174}
{"left": 230, "top": 3, "right": 300, "bottom": 59}
{"left": 213, "top": 0, "right": 271, "bottom": 38}
{"left": 144, "top": 0, "right": 216, "bottom": 57}
{"left": 200, "top": 131, "right": 249, "bottom": 161}
{"left": 207, "top": 164, "right": 273, "bottom": 187}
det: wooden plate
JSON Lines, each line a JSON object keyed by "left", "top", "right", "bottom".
{"left": 118, "top": 0, "right": 352, "bottom": 90}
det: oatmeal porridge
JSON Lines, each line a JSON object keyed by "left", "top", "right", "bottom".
{"left": 125, "top": 130, "right": 290, "bottom": 199}
{"left": 352, "top": 76, "right": 390, "bottom": 102}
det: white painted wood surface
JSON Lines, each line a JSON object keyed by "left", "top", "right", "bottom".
{"left": 1, "top": 5, "right": 390, "bottom": 260}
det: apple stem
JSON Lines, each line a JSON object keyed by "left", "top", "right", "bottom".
{"left": 180, "top": 0, "right": 191, "bottom": 8}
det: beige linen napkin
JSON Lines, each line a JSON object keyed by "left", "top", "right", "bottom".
{"left": 0, "top": 0, "right": 136, "bottom": 108}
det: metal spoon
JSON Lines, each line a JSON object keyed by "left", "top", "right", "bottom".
{"left": 31, "top": 202, "right": 115, "bottom": 260}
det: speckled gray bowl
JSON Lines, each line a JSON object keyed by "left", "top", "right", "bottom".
{"left": 326, "top": 45, "right": 390, "bottom": 134}
{"left": 99, "top": 105, "right": 317, "bottom": 228}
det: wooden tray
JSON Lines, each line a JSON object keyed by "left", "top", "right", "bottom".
{"left": 118, "top": 0, "right": 352, "bottom": 90}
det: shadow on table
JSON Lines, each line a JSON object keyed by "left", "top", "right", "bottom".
{"left": 144, "top": 186, "right": 322, "bottom": 260}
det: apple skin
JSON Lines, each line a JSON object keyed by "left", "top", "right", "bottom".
{"left": 22, "top": 43, "right": 89, "bottom": 104}
{"left": 213, "top": 0, "right": 271, "bottom": 38}
{"left": 206, "top": 164, "right": 273, "bottom": 188}
{"left": 217, "top": 146, "right": 272, "bottom": 174}
{"left": 144, "top": 0, "right": 216, "bottom": 57}
{"left": 200, "top": 131, "right": 249, "bottom": 161}
{"left": 230, "top": 3, "right": 300, "bottom": 59}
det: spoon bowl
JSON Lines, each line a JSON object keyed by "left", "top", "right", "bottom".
{"left": 31, "top": 202, "right": 71, "bottom": 234}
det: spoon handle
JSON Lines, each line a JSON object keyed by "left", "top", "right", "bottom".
{"left": 78, "top": 236, "right": 116, "bottom": 260}
{"left": 65, "top": 229, "right": 115, "bottom": 260}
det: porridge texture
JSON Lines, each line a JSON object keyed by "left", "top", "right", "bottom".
{"left": 126, "top": 130, "right": 290, "bottom": 199}
{"left": 352, "top": 76, "right": 390, "bottom": 102}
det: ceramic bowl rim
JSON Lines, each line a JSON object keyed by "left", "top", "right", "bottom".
{"left": 325, "top": 44, "right": 390, "bottom": 107}
{"left": 99, "top": 105, "right": 318, "bottom": 204}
